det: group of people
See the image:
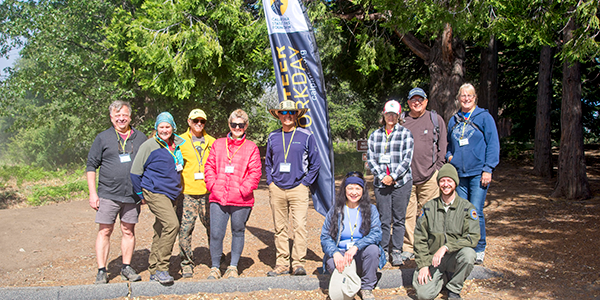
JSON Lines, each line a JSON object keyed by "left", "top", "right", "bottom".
{"left": 328, "top": 83, "right": 499, "bottom": 299}
{"left": 86, "top": 82, "right": 499, "bottom": 300}
{"left": 86, "top": 99, "right": 320, "bottom": 285}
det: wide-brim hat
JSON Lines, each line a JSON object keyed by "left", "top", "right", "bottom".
{"left": 328, "top": 260, "right": 361, "bottom": 300}
{"left": 268, "top": 100, "right": 308, "bottom": 119}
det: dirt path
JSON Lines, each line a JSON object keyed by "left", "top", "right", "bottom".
{"left": 1, "top": 153, "right": 600, "bottom": 299}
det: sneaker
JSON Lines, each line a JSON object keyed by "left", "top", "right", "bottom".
{"left": 448, "top": 291, "right": 462, "bottom": 298}
{"left": 390, "top": 250, "right": 404, "bottom": 266}
{"left": 94, "top": 269, "right": 108, "bottom": 284}
{"left": 475, "top": 251, "right": 485, "bottom": 265}
{"left": 292, "top": 266, "right": 307, "bottom": 276}
{"left": 400, "top": 251, "right": 414, "bottom": 262}
{"left": 267, "top": 265, "right": 290, "bottom": 277}
{"left": 223, "top": 266, "right": 238, "bottom": 279}
{"left": 360, "top": 289, "right": 375, "bottom": 300}
{"left": 181, "top": 265, "right": 193, "bottom": 278}
{"left": 150, "top": 270, "right": 174, "bottom": 284}
{"left": 120, "top": 266, "right": 141, "bottom": 282}
{"left": 207, "top": 267, "right": 222, "bottom": 280}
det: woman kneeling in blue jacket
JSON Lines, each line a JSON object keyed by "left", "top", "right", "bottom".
{"left": 321, "top": 171, "right": 387, "bottom": 299}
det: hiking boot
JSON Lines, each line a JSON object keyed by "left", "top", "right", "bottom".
{"left": 120, "top": 265, "right": 141, "bottom": 282}
{"left": 292, "top": 266, "right": 307, "bottom": 276}
{"left": 448, "top": 291, "right": 462, "bottom": 298}
{"left": 94, "top": 269, "right": 108, "bottom": 284}
{"left": 390, "top": 250, "right": 404, "bottom": 266}
{"left": 150, "top": 270, "right": 174, "bottom": 284}
{"left": 267, "top": 265, "right": 290, "bottom": 277}
{"left": 207, "top": 267, "right": 222, "bottom": 280}
{"left": 400, "top": 251, "right": 414, "bottom": 262}
{"left": 475, "top": 251, "right": 485, "bottom": 265}
{"left": 360, "top": 289, "right": 375, "bottom": 300}
{"left": 224, "top": 266, "right": 238, "bottom": 279}
{"left": 181, "top": 265, "right": 193, "bottom": 278}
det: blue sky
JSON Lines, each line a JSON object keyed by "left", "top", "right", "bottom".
{"left": 0, "top": 48, "right": 20, "bottom": 77}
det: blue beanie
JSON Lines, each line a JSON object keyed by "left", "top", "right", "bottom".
{"left": 155, "top": 112, "right": 177, "bottom": 132}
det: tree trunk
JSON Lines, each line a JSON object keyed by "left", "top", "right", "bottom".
{"left": 550, "top": 18, "right": 591, "bottom": 199}
{"left": 533, "top": 46, "right": 554, "bottom": 178}
{"left": 395, "top": 23, "right": 465, "bottom": 123}
{"left": 479, "top": 35, "right": 498, "bottom": 121}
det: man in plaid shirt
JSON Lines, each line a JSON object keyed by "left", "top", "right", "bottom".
{"left": 367, "top": 99, "right": 414, "bottom": 266}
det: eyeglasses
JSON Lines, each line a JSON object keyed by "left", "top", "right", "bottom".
{"left": 230, "top": 122, "right": 246, "bottom": 129}
{"left": 192, "top": 119, "right": 206, "bottom": 124}
{"left": 408, "top": 97, "right": 425, "bottom": 102}
{"left": 278, "top": 111, "right": 297, "bottom": 115}
{"left": 346, "top": 171, "right": 363, "bottom": 177}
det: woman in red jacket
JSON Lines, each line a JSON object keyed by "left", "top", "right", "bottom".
{"left": 204, "top": 109, "right": 262, "bottom": 279}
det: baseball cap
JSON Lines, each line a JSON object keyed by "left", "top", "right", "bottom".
{"left": 408, "top": 87, "right": 427, "bottom": 100}
{"left": 188, "top": 109, "right": 207, "bottom": 120}
{"left": 383, "top": 100, "right": 401, "bottom": 115}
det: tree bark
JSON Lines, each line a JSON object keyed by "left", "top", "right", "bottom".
{"left": 550, "top": 18, "right": 591, "bottom": 199}
{"left": 533, "top": 46, "right": 554, "bottom": 178}
{"left": 479, "top": 35, "right": 498, "bottom": 121}
{"left": 395, "top": 23, "right": 465, "bottom": 123}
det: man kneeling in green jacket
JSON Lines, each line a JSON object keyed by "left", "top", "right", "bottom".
{"left": 412, "top": 164, "right": 481, "bottom": 299}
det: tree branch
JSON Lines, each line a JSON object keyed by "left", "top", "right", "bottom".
{"left": 393, "top": 30, "right": 430, "bottom": 61}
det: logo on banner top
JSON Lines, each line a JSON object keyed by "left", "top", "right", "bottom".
{"left": 263, "top": 0, "right": 308, "bottom": 34}
{"left": 270, "top": 0, "right": 288, "bottom": 16}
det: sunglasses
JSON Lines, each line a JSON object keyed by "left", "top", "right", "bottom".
{"left": 192, "top": 119, "right": 206, "bottom": 124}
{"left": 278, "top": 111, "right": 297, "bottom": 115}
{"left": 346, "top": 171, "right": 364, "bottom": 177}
{"left": 230, "top": 122, "right": 246, "bottom": 129}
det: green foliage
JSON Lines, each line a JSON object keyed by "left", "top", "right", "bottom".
{"left": 27, "top": 180, "right": 87, "bottom": 206}
{"left": 334, "top": 151, "right": 365, "bottom": 176}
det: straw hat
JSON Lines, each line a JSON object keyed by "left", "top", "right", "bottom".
{"left": 268, "top": 100, "right": 308, "bottom": 119}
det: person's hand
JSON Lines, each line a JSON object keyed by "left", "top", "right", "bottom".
{"left": 141, "top": 198, "right": 147, "bottom": 205}
{"left": 344, "top": 246, "right": 358, "bottom": 266}
{"left": 432, "top": 246, "right": 447, "bottom": 267}
{"left": 333, "top": 252, "right": 346, "bottom": 273}
{"left": 418, "top": 267, "right": 432, "bottom": 285}
{"left": 481, "top": 171, "right": 492, "bottom": 187}
{"left": 381, "top": 175, "right": 394, "bottom": 186}
{"left": 89, "top": 194, "right": 99, "bottom": 211}
{"left": 448, "top": 155, "right": 453, "bottom": 163}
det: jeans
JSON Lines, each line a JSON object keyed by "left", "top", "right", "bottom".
{"left": 457, "top": 175, "right": 488, "bottom": 252}
{"left": 375, "top": 180, "right": 412, "bottom": 253}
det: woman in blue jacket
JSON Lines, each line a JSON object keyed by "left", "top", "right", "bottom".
{"left": 446, "top": 83, "right": 500, "bottom": 265}
{"left": 320, "top": 172, "right": 386, "bottom": 300}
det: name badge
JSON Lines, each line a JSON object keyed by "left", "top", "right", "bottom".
{"left": 279, "top": 162, "right": 291, "bottom": 173}
{"left": 176, "top": 163, "right": 183, "bottom": 172}
{"left": 119, "top": 153, "right": 131, "bottom": 163}
{"left": 379, "top": 154, "right": 391, "bottom": 164}
{"left": 194, "top": 172, "right": 204, "bottom": 180}
{"left": 225, "top": 165, "right": 235, "bottom": 173}
{"left": 346, "top": 242, "right": 355, "bottom": 250}
{"left": 459, "top": 138, "right": 469, "bottom": 146}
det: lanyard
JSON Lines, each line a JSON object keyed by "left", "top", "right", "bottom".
{"left": 155, "top": 136, "right": 180, "bottom": 165}
{"left": 345, "top": 205, "right": 360, "bottom": 242}
{"left": 282, "top": 127, "right": 297, "bottom": 163}
{"left": 115, "top": 129, "right": 132, "bottom": 153}
{"left": 460, "top": 107, "right": 476, "bottom": 139}
{"left": 192, "top": 138, "right": 209, "bottom": 169}
{"left": 383, "top": 126, "right": 394, "bottom": 153}
{"left": 226, "top": 136, "right": 246, "bottom": 163}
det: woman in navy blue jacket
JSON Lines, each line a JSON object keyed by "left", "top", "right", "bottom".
{"left": 446, "top": 83, "right": 500, "bottom": 265}
{"left": 320, "top": 172, "right": 386, "bottom": 300}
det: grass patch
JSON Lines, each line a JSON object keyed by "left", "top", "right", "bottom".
{"left": 0, "top": 164, "right": 87, "bottom": 207}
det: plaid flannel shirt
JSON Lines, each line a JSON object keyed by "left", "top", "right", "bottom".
{"left": 367, "top": 123, "right": 414, "bottom": 188}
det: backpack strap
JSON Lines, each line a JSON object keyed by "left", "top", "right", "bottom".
{"left": 430, "top": 110, "right": 440, "bottom": 165}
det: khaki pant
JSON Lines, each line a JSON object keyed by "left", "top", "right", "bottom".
{"left": 412, "top": 247, "right": 476, "bottom": 299}
{"left": 144, "top": 189, "right": 181, "bottom": 274}
{"left": 269, "top": 183, "right": 309, "bottom": 268}
{"left": 403, "top": 170, "right": 439, "bottom": 254}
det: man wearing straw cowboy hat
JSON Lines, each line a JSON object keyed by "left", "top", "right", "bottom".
{"left": 265, "top": 100, "right": 321, "bottom": 277}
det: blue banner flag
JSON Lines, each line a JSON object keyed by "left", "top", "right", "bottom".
{"left": 263, "top": 0, "right": 334, "bottom": 216}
